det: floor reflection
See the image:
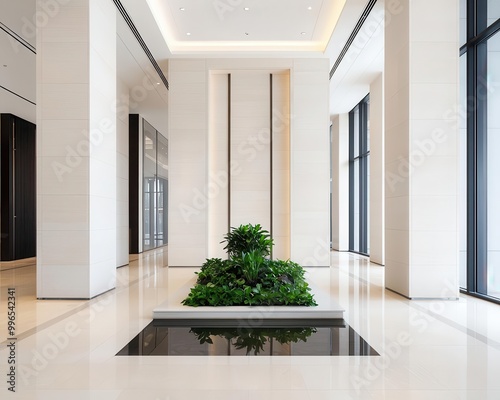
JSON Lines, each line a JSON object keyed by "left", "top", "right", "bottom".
{"left": 117, "top": 320, "right": 379, "bottom": 356}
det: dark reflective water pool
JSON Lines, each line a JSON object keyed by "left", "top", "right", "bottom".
{"left": 117, "top": 319, "right": 378, "bottom": 356}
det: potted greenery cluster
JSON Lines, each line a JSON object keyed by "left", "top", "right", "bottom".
{"left": 182, "top": 223, "right": 317, "bottom": 307}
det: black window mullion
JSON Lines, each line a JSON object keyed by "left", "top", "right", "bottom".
{"left": 466, "top": 45, "right": 477, "bottom": 294}
{"left": 464, "top": 0, "right": 496, "bottom": 298}
{"left": 466, "top": 0, "right": 477, "bottom": 292}
{"left": 476, "top": 0, "right": 487, "bottom": 34}
{"left": 476, "top": 40, "right": 488, "bottom": 294}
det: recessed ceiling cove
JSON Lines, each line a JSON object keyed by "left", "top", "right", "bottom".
{"left": 146, "top": 0, "right": 346, "bottom": 54}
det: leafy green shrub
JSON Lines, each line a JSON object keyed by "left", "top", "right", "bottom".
{"left": 233, "top": 249, "right": 265, "bottom": 284}
{"left": 222, "top": 223, "right": 273, "bottom": 258}
{"left": 181, "top": 224, "right": 317, "bottom": 307}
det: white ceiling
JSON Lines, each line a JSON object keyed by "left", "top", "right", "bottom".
{"left": 0, "top": 0, "right": 386, "bottom": 126}
{"left": 145, "top": 0, "right": 346, "bottom": 54}
{"left": 116, "top": 12, "right": 169, "bottom": 134}
{"left": 328, "top": 0, "right": 384, "bottom": 115}
{"left": 124, "top": 0, "right": 385, "bottom": 116}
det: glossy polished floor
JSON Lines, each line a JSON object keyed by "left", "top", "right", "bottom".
{"left": 1, "top": 248, "right": 500, "bottom": 399}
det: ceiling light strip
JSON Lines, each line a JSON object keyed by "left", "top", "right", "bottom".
{"left": 112, "top": 0, "right": 170, "bottom": 90}
{"left": 329, "top": 0, "right": 378, "bottom": 80}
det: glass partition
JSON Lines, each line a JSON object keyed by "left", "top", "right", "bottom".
{"left": 143, "top": 119, "right": 168, "bottom": 251}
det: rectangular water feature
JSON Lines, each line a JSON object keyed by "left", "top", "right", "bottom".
{"left": 117, "top": 319, "right": 378, "bottom": 356}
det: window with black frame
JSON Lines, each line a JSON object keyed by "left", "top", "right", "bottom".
{"left": 461, "top": 0, "right": 500, "bottom": 302}
{"left": 349, "top": 95, "right": 370, "bottom": 256}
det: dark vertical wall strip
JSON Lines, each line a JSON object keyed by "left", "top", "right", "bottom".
{"left": 228, "top": 74, "right": 231, "bottom": 234}
{"left": 14, "top": 117, "right": 36, "bottom": 259}
{"left": 270, "top": 74, "right": 274, "bottom": 259}
{"left": 0, "top": 115, "right": 14, "bottom": 259}
{"left": 129, "top": 114, "right": 140, "bottom": 254}
{"left": 0, "top": 114, "right": 36, "bottom": 261}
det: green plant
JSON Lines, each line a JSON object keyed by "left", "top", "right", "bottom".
{"left": 181, "top": 223, "right": 317, "bottom": 307}
{"left": 221, "top": 223, "right": 273, "bottom": 258}
{"left": 233, "top": 249, "right": 265, "bottom": 284}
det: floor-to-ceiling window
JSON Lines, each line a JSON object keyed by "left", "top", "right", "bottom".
{"left": 462, "top": 0, "right": 500, "bottom": 301}
{"left": 349, "top": 95, "right": 370, "bottom": 255}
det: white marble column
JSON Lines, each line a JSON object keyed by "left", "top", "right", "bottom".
{"left": 384, "top": 0, "right": 459, "bottom": 298}
{"left": 36, "top": 0, "right": 117, "bottom": 299}
{"left": 291, "top": 59, "right": 331, "bottom": 267}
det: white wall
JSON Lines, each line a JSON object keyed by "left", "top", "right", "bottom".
{"left": 116, "top": 77, "right": 129, "bottom": 267}
{"left": 272, "top": 72, "right": 291, "bottom": 260}
{"left": 369, "top": 73, "right": 385, "bottom": 265}
{"left": 331, "top": 113, "right": 349, "bottom": 251}
{"left": 230, "top": 72, "right": 271, "bottom": 231}
{"left": 169, "top": 58, "right": 330, "bottom": 267}
{"left": 208, "top": 73, "right": 229, "bottom": 259}
{"left": 291, "top": 59, "right": 331, "bottom": 266}
{"left": 207, "top": 70, "right": 291, "bottom": 260}
{"left": 384, "top": 0, "right": 459, "bottom": 299}
{"left": 168, "top": 60, "right": 208, "bottom": 267}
